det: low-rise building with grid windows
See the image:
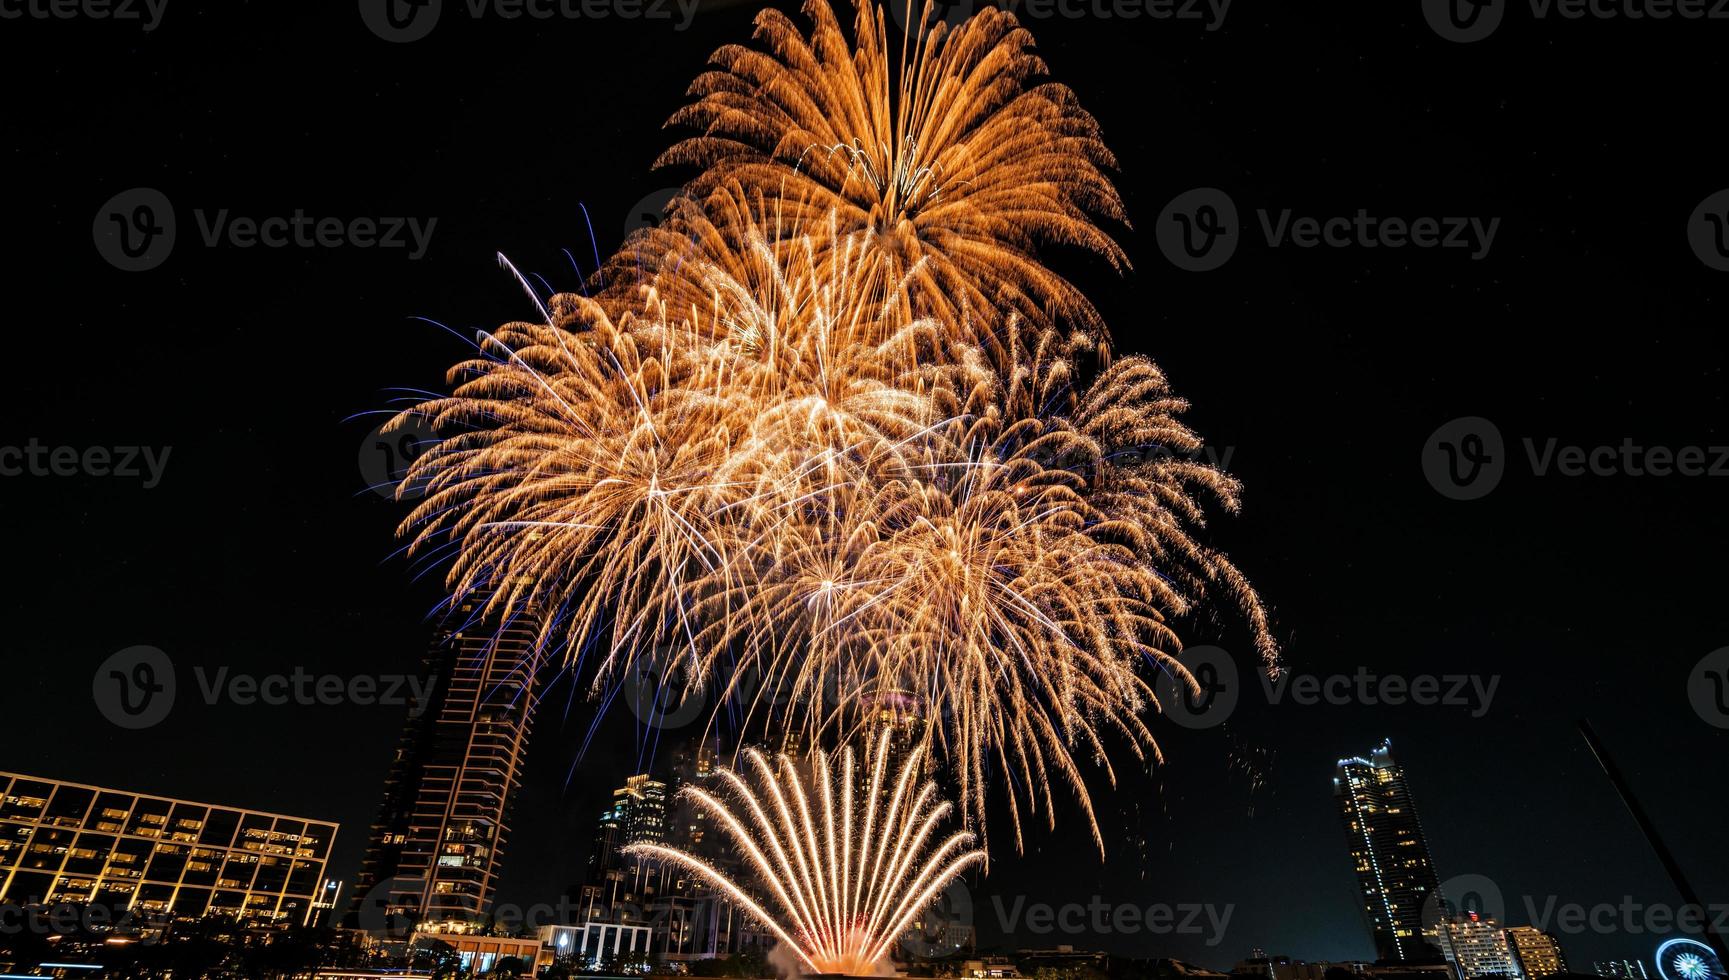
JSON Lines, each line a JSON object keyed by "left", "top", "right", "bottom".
{"left": 0, "top": 771, "right": 338, "bottom": 927}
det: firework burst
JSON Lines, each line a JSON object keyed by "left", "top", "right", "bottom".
{"left": 627, "top": 0, "right": 1129, "bottom": 365}
{"left": 389, "top": 0, "right": 1276, "bottom": 861}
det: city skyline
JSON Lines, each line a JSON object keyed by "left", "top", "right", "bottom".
{"left": 4, "top": 0, "right": 1726, "bottom": 977}
{"left": 6, "top": 646, "right": 1722, "bottom": 974}
{"left": 10, "top": 594, "right": 1715, "bottom": 974}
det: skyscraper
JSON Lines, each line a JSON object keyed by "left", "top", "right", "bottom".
{"left": 347, "top": 597, "right": 544, "bottom": 932}
{"left": 1505, "top": 927, "right": 1567, "bottom": 979}
{"left": 1335, "top": 740, "right": 1445, "bottom": 963}
{"left": 579, "top": 774, "right": 670, "bottom": 928}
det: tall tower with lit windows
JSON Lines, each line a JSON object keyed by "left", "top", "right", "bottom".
{"left": 347, "top": 596, "right": 544, "bottom": 932}
{"left": 1335, "top": 740, "right": 1445, "bottom": 963}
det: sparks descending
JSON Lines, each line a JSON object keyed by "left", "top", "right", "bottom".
{"left": 388, "top": 0, "right": 1277, "bottom": 860}
{"left": 623, "top": 732, "right": 985, "bottom": 977}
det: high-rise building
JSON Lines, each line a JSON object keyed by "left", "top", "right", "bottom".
{"left": 611, "top": 775, "right": 668, "bottom": 849}
{"left": 1335, "top": 740, "right": 1445, "bottom": 963}
{"left": 1505, "top": 927, "right": 1567, "bottom": 979}
{"left": 347, "top": 596, "right": 544, "bottom": 931}
{"left": 578, "top": 773, "right": 670, "bottom": 928}
{"left": 1437, "top": 912, "right": 1522, "bottom": 979}
{"left": 571, "top": 746, "right": 772, "bottom": 966}
{"left": 0, "top": 771, "right": 337, "bottom": 927}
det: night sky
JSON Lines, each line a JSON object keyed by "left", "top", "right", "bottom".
{"left": 3, "top": 1, "right": 1725, "bottom": 974}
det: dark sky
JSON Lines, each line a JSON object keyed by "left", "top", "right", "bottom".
{"left": 3, "top": 1, "right": 1726, "bottom": 974}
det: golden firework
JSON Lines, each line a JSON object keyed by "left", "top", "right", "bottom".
{"left": 625, "top": 0, "right": 1129, "bottom": 366}
{"left": 389, "top": 0, "right": 1276, "bottom": 862}
{"left": 624, "top": 731, "right": 984, "bottom": 976}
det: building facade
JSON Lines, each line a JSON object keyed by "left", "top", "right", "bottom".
{"left": 1505, "top": 927, "right": 1567, "bottom": 979}
{"left": 347, "top": 596, "right": 545, "bottom": 932}
{"left": 571, "top": 746, "right": 773, "bottom": 966}
{"left": 0, "top": 772, "right": 337, "bottom": 927}
{"left": 1438, "top": 912, "right": 1522, "bottom": 980}
{"left": 1335, "top": 740, "right": 1445, "bottom": 963}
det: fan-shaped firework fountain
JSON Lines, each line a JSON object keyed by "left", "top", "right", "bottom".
{"left": 625, "top": 732, "right": 985, "bottom": 977}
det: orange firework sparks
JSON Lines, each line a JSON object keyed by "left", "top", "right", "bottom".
{"left": 626, "top": 0, "right": 1130, "bottom": 366}
{"left": 624, "top": 732, "right": 985, "bottom": 977}
{"left": 389, "top": 0, "right": 1276, "bottom": 863}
